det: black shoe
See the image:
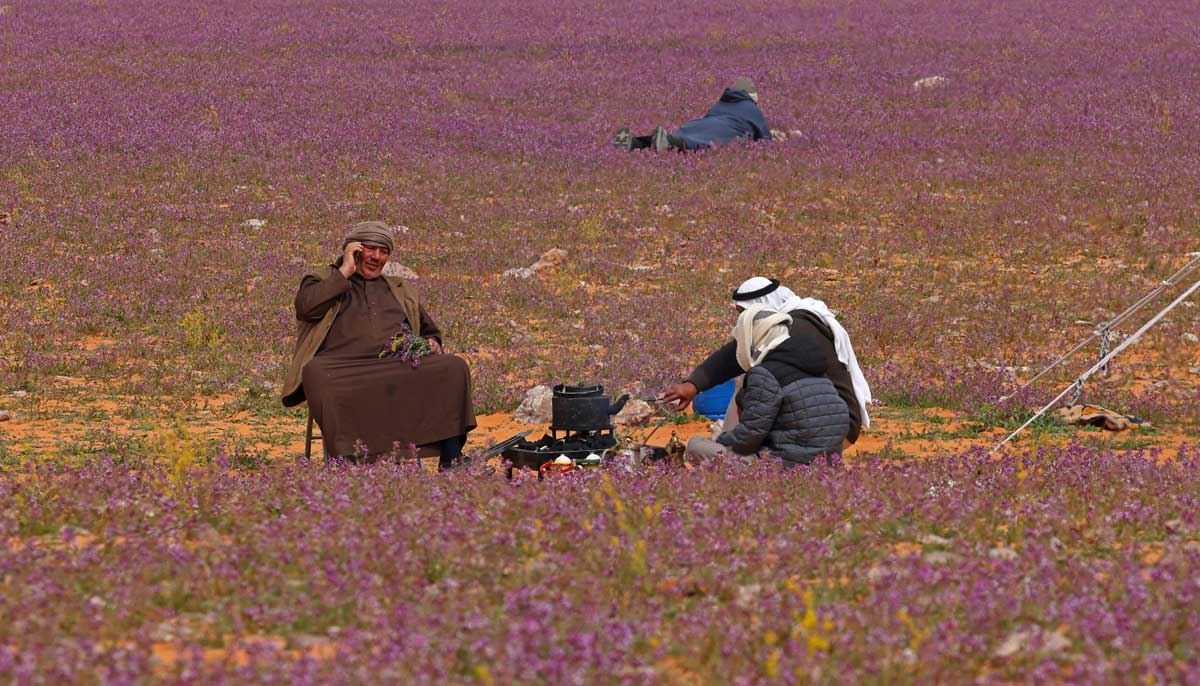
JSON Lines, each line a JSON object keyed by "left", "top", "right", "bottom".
{"left": 613, "top": 127, "right": 633, "bottom": 151}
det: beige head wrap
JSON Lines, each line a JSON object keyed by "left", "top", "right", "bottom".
{"left": 730, "top": 77, "right": 758, "bottom": 102}
{"left": 342, "top": 221, "right": 394, "bottom": 254}
{"left": 733, "top": 304, "right": 792, "bottom": 371}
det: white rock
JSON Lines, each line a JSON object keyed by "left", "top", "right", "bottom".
{"left": 912, "top": 75, "right": 948, "bottom": 91}
{"left": 614, "top": 667, "right": 658, "bottom": 679}
{"left": 290, "top": 634, "right": 334, "bottom": 651}
{"left": 613, "top": 399, "right": 653, "bottom": 426}
{"left": 994, "top": 630, "right": 1031, "bottom": 658}
{"left": 0, "top": 410, "right": 10, "bottom": 422}
{"left": 1182, "top": 333, "right": 1199, "bottom": 343}
{"left": 918, "top": 533, "right": 953, "bottom": 546}
{"left": 512, "top": 385, "right": 553, "bottom": 424}
{"left": 503, "top": 248, "right": 568, "bottom": 279}
{"left": 922, "top": 551, "right": 962, "bottom": 566}
{"left": 734, "top": 583, "right": 763, "bottom": 609}
{"left": 989, "top": 546, "right": 1019, "bottom": 561}
{"left": 382, "top": 261, "right": 419, "bottom": 280}
{"left": 995, "top": 627, "right": 1071, "bottom": 658}
{"left": 1043, "top": 629, "right": 1072, "bottom": 654}
{"left": 240, "top": 219, "right": 267, "bottom": 229}
{"left": 10, "top": 390, "right": 27, "bottom": 398}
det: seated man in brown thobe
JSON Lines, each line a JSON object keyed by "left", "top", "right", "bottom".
{"left": 281, "top": 221, "right": 476, "bottom": 469}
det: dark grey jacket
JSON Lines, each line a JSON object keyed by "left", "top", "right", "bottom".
{"left": 717, "top": 337, "right": 849, "bottom": 466}
{"left": 689, "top": 309, "right": 862, "bottom": 443}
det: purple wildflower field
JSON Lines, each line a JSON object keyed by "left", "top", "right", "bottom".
{"left": 5, "top": 451, "right": 1200, "bottom": 683}
{"left": 2, "top": 0, "right": 1200, "bottom": 683}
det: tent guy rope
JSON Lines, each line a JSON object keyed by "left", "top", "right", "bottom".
{"left": 990, "top": 273, "right": 1200, "bottom": 454}
{"left": 998, "top": 251, "right": 1200, "bottom": 404}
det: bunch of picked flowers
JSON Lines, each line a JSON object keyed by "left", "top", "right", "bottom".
{"left": 378, "top": 324, "right": 433, "bottom": 368}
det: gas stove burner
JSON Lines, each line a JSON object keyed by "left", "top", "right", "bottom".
{"left": 509, "top": 431, "right": 618, "bottom": 456}
{"left": 502, "top": 427, "right": 618, "bottom": 478}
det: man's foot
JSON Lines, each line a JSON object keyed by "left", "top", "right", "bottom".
{"left": 652, "top": 126, "right": 670, "bottom": 152}
{"left": 613, "top": 127, "right": 633, "bottom": 151}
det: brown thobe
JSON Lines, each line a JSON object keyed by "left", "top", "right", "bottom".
{"left": 296, "top": 270, "right": 476, "bottom": 458}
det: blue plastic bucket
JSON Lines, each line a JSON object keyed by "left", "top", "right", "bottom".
{"left": 692, "top": 378, "right": 736, "bottom": 420}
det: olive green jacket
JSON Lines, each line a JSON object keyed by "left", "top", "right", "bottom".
{"left": 281, "top": 266, "right": 422, "bottom": 407}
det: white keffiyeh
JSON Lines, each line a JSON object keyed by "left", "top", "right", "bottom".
{"left": 732, "top": 305, "right": 792, "bottom": 371}
{"left": 734, "top": 277, "right": 873, "bottom": 427}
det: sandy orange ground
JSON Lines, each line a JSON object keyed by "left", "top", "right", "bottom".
{"left": 2, "top": 382, "right": 1189, "bottom": 466}
{"left": 466, "top": 408, "right": 1188, "bottom": 462}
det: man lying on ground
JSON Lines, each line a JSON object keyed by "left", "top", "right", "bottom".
{"left": 281, "top": 221, "right": 476, "bottom": 468}
{"left": 662, "top": 276, "right": 871, "bottom": 449}
{"left": 614, "top": 77, "right": 772, "bottom": 152}
{"left": 685, "top": 305, "right": 850, "bottom": 466}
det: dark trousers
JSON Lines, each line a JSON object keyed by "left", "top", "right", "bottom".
{"left": 438, "top": 434, "right": 466, "bottom": 471}
{"left": 630, "top": 133, "right": 687, "bottom": 150}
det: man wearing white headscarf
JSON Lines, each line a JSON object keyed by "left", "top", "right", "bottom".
{"left": 684, "top": 305, "right": 850, "bottom": 466}
{"left": 663, "top": 276, "right": 871, "bottom": 445}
